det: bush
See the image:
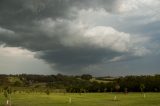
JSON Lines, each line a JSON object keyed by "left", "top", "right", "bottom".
{"left": 45, "top": 89, "right": 50, "bottom": 95}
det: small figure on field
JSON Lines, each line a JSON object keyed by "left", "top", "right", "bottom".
{"left": 69, "top": 97, "right": 72, "bottom": 103}
{"left": 4, "top": 86, "right": 12, "bottom": 106}
{"left": 114, "top": 96, "right": 117, "bottom": 101}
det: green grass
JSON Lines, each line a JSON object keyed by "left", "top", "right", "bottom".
{"left": 0, "top": 93, "right": 160, "bottom": 106}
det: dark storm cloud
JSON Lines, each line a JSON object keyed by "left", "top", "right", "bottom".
{"left": 1, "top": 0, "right": 157, "bottom": 75}
{"left": 0, "top": 0, "right": 119, "bottom": 46}
{"left": 35, "top": 48, "right": 122, "bottom": 72}
{"left": 0, "top": 0, "right": 123, "bottom": 73}
{"left": 36, "top": 48, "right": 108, "bottom": 65}
{"left": 0, "top": 0, "right": 118, "bottom": 28}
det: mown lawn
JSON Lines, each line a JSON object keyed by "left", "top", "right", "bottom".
{"left": 0, "top": 93, "right": 160, "bottom": 106}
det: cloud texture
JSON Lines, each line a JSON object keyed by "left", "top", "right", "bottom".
{"left": 0, "top": 0, "right": 160, "bottom": 75}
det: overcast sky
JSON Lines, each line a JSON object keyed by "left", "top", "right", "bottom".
{"left": 0, "top": 0, "right": 160, "bottom": 76}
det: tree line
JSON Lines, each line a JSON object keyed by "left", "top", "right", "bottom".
{"left": 0, "top": 74, "right": 160, "bottom": 93}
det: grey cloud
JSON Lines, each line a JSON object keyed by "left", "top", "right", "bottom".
{"left": 0, "top": 0, "right": 158, "bottom": 75}
{"left": 0, "top": 0, "right": 123, "bottom": 73}
{"left": 0, "top": 0, "right": 119, "bottom": 28}
{"left": 35, "top": 48, "right": 122, "bottom": 73}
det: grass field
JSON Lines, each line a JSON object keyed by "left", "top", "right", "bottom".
{"left": 0, "top": 93, "right": 160, "bottom": 106}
